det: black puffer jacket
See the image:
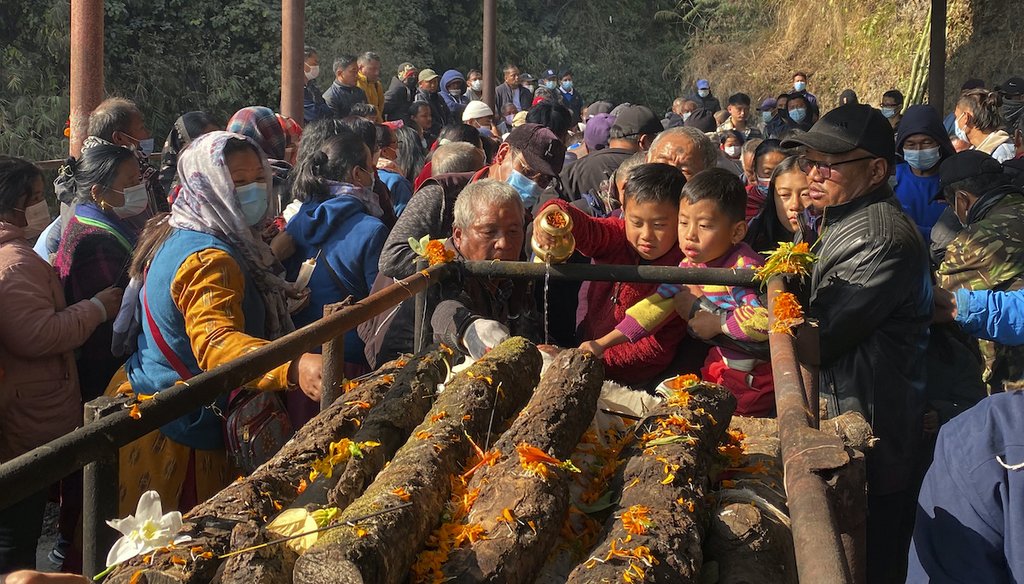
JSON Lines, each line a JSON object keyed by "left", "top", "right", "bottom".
{"left": 806, "top": 184, "right": 932, "bottom": 495}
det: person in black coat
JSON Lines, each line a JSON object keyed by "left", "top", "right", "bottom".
{"left": 383, "top": 63, "right": 418, "bottom": 122}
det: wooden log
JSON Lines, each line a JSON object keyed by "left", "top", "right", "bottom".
{"left": 436, "top": 349, "right": 605, "bottom": 583}
{"left": 219, "top": 520, "right": 297, "bottom": 584}
{"left": 106, "top": 359, "right": 407, "bottom": 584}
{"left": 566, "top": 381, "right": 736, "bottom": 584}
{"left": 292, "top": 337, "right": 542, "bottom": 584}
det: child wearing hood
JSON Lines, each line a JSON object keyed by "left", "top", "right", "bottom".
{"left": 893, "top": 105, "right": 957, "bottom": 243}
{"left": 440, "top": 69, "right": 471, "bottom": 122}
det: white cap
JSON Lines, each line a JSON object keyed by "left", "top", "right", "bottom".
{"left": 462, "top": 100, "right": 494, "bottom": 122}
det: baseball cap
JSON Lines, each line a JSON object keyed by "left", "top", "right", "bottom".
{"left": 759, "top": 97, "right": 777, "bottom": 112}
{"left": 781, "top": 104, "right": 895, "bottom": 164}
{"left": 684, "top": 108, "right": 716, "bottom": 133}
{"left": 587, "top": 101, "right": 614, "bottom": 117}
{"left": 610, "top": 105, "right": 662, "bottom": 138}
{"left": 838, "top": 89, "right": 859, "bottom": 106}
{"left": 397, "top": 62, "right": 415, "bottom": 77}
{"left": 462, "top": 101, "right": 494, "bottom": 122}
{"left": 505, "top": 123, "right": 567, "bottom": 177}
{"left": 519, "top": 72, "right": 536, "bottom": 82}
{"left": 939, "top": 151, "right": 1005, "bottom": 189}
{"left": 418, "top": 69, "right": 439, "bottom": 83}
{"left": 543, "top": 69, "right": 558, "bottom": 80}
{"left": 584, "top": 113, "right": 616, "bottom": 152}
{"left": 696, "top": 79, "right": 710, "bottom": 90}
{"left": 997, "top": 77, "right": 1024, "bottom": 95}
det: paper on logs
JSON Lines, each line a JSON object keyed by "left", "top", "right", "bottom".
{"left": 292, "top": 337, "right": 542, "bottom": 584}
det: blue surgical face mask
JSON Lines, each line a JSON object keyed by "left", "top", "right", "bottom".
{"left": 507, "top": 169, "right": 542, "bottom": 208}
{"left": 880, "top": 107, "right": 897, "bottom": 119}
{"left": 236, "top": 182, "right": 269, "bottom": 226}
{"left": 561, "top": 80, "right": 573, "bottom": 92}
{"left": 955, "top": 113, "right": 970, "bottom": 143}
{"left": 111, "top": 183, "right": 149, "bottom": 218}
{"left": 756, "top": 177, "right": 771, "bottom": 196}
{"left": 762, "top": 111, "right": 773, "bottom": 124}
{"left": 904, "top": 146, "right": 941, "bottom": 172}
{"left": 544, "top": 80, "right": 557, "bottom": 90}
{"left": 125, "top": 133, "right": 155, "bottom": 157}
{"left": 698, "top": 89, "right": 710, "bottom": 98}
{"left": 789, "top": 108, "right": 807, "bottom": 123}
{"left": 794, "top": 81, "right": 807, "bottom": 92}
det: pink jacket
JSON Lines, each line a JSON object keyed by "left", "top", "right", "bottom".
{"left": 0, "top": 222, "right": 104, "bottom": 462}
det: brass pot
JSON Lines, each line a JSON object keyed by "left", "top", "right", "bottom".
{"left": 531, "top": 207, "right": 576, "bottom": 264}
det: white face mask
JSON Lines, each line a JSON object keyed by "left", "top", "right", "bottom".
{"left": 305, "top": 65, "right": 320, "bottom": 81}
{"left": 470, "top": 79, "right": 482, "bottom": 92}
{"left": 18, "top": 200, "right": 51, "bottom": 238}
{"left": 112, "top": 184, "right": 149, "bottom": 218}
{"left": 724, "top": 145, "right": 741, "bottom": 158}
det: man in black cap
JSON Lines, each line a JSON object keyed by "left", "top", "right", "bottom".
{"left": 782, "top": 104, "right": 932, "bottom": 584}
{"left": 561, "top": 104, "right": 662, "bottom": 200}
{"left": 378, "top": 123, "right": 566, "bottom": 279}
{"left": 998, "top": 76, "right": 1024, "bottom": 147}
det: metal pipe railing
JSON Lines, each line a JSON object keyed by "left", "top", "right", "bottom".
{"left": 767, "top": 277, "right": 857, "bottom": 583}
{"left": 0, "top": 263, "right": 454, "bottom": 513}
{"left": 461, "top": 260, "right": 757, "bottom": 286}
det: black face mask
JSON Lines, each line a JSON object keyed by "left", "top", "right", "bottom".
{"left": 405, "top": 79, "right": 417, "bottom": 90}
{"left": 1002, "top": 98, "right": 1024, "bottom": 126}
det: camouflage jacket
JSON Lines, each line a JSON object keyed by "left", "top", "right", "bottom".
{"left": 939, "top": 193, "right": 1024, "bottom": 293}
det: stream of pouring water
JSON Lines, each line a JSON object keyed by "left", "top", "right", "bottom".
{"left": 543, "top": 260, "right": 551, "bottom": 345}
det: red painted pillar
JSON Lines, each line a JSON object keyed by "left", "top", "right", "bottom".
{"left": 482, "top": 0, "right": 497, "bottom": 110}
{"left": 69, "top": 0, "right": 104, "bottom": 157}
{"left": 281, "top": 0, "right": 305, "bottom": 125}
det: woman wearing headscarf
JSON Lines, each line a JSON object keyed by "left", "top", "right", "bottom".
{"left": 0, "top": 156, "right": 121, "bottom": 571}
{"left": 115, "top": 131, "right": 322, "bottom": 513}
{"left": 227, "top": 106, "right": 291, "bottom": 215}
{"left": 158, "top": 111, "right": 218, "bottom": 196}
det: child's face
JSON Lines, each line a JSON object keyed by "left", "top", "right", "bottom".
{"left": 678, "top": 199, "right": 746, "bottom": 264}
{"left": 622, "top": 198, "right": 679, "bottom": 261}
{"left": 773, "top": 169, "right": 810, "bottom": 233}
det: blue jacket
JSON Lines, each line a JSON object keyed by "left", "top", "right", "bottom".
{"left": 378, "top": 169, "right": 413, "bottom": 217}
{"left": 955, "top": 288, "right": 1024, "bottom": 345}
{"left": 893, "top": 163, "right": 946, "bottom": 242}
{"left": 907, "top": 391, "right": 1024, "bottom": 583}
{"left": 285, "top": 193, "right": 387, "bottom": 364}
{"left": 439, "top": 69, "right": 469, "bottom": 121}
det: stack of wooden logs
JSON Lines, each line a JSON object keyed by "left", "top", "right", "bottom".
{"left": 105, "top": 337, "right": 871, "bottom": 584}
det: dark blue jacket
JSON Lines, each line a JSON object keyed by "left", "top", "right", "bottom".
{"left": 378, "top": 169, "right": 413, "bottom": 217}
{"left": 285, "top": 193, "right": 387, "bottom": 364}
{"left": 955, "top": 288, "right": 1024, "bottom": 344}
{"left": 322, "top": 81, "right": 367, "bottom": 119}
{"left": 439, "top": 69, "right": 469, "bottom": 121}
{"left": 908, "top": 391, "right": 1024, "bottom": 583}
{"left": 303, "top": 80, "right": 331, "bottom": 123}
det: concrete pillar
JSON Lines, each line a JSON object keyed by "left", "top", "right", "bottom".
{"left": 69, "top": 0, "right": 104, "bottom": 157}
{"left": 281, "top": 0, "right": 305, "bottom": 125}
{"left": 482, "top": 0, "right": 497, "bottom": 110}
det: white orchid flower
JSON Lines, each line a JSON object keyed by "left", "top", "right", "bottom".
{"left": 105, "top": 490, "right": 192, "bottom": 567}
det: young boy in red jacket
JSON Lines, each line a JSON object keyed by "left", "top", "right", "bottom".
{"left": 533, "top": 163, "right": 687, "bottom": 385}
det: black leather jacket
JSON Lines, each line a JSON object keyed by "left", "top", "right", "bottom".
{"left": 807, "top": 184, "right": 932, "bottom": 495}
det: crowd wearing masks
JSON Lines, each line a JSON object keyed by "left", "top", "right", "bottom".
{"left": 2, "top": 54, "right": 1024, "bottom": 584}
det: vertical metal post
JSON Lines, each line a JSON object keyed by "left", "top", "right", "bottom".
{"left": 82, "top": 397, "right": 121, "bottom": 579}
{"left": 320, "top": 302, "right": 346, "bottom": 410}
{"left": 280, "top": 0, "right": 306, "bottom": 125}
{"left": 69, "top": 0, "right": 105, "bottom": 157}
{"left": 928, "top": 0, "right": 947, "bottom": 111}
{"left": 796, "top": 322, "right": 821, "bottom": 429}
{"left": 413, "top": 259, "right": 430, "bottom": 354}
{"left": 482, "top": 0, "right": 497, "bottom": 110}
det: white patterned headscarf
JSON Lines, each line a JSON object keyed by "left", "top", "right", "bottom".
{"left": 172, "top": 131, "right": 294, "bottom": 340}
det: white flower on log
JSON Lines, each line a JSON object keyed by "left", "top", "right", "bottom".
{"left": 105, "top": 490, "right": 192, "bottom": 567}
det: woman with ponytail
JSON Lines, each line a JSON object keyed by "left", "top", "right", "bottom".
{"left": 283, "top": 127, "right": 388, "bottom": 427}
{"left": 953, "top": 89, "right": 1016, "bottom": 162}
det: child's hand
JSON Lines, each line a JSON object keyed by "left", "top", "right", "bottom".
{"left": 578, "top": 340, "right": 606, "bottom": 358}
{"left": 532, "top": 211, "right": 559, "bottom": 250}
{"left": 688, "top": 311, "right": 723, "bottom": 340}
{"left": 672, "top": 289, "right": 699, "bottom": 319}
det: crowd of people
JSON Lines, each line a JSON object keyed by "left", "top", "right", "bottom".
{"left": 2, "top": 49, "right": 1024, "bottom": 582}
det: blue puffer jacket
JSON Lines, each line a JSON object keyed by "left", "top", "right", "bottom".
{"left": 955, "top": 288, "right": 1024, "bottom": 345}
{"left": 907, "top": 391, "right": 1024, "bottom": 583}
{"left": 285, "top": 192, "right": 388, "bottom": 364}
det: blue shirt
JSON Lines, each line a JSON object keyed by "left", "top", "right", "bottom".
{"left": 894, "top": 162, "right": 946, "bottom": 242}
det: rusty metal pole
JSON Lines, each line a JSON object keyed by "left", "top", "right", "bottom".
{"left": 69, "top": 0, "right": 105, "bottom": 157}
{"left": 796, "top": 321, "right": 821, "bottom": 429}
{"left": 320, "top": 302, "right": 346, "bottom": 411}
{"left": 927, "top": 0, "right": 947, "bottom": 111}
{"left": 280, "top": 0, "right": 305, "bottom": 124}
{"left": 482, "top": 0, "right": 497, "bottom": 110}
{"left": 413, "top": 258, "right": 431, "bottom": 353}
{"left": 768, "top": 277, "right": 855, "bottom": 584}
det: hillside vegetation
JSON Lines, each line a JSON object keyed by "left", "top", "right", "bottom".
{"left": 672, "top": 0, "right": 1024, "bottom": 113}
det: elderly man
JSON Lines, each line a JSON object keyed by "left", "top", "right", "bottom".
{"left": 378, "top": 123, "right": 566, "bottom": 280}
{"left": 362, "top": 180, "right": 540, "bottom": 365}
{"left": 782, "top": 104, "right": 931, "bottom": 584}
{"left": 83, "top": 97, "right": 165, "bottom": 214}
{"left": 383, "top": 63, "right": 418, "bottom": 122}
{"left": 356, "top": 51, "right": 385, "bottom": 122}
{"left": 646, "top": 126, "right": 718, "bottom": 181}
{"left": 562, "top": 104, "right": 662, "bottom": 200}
